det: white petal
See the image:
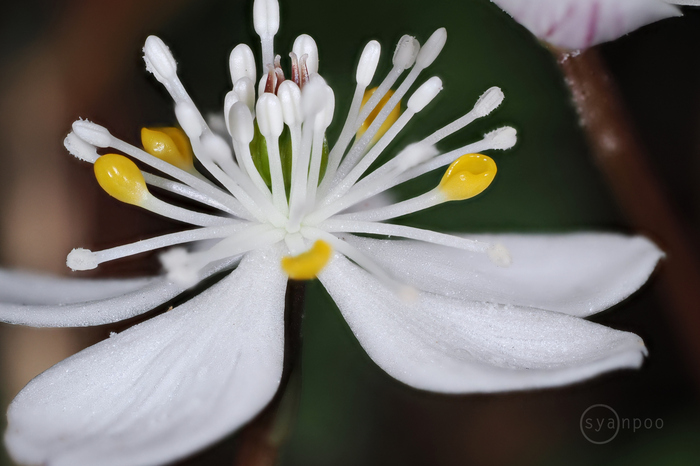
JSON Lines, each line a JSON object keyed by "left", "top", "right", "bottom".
{"left": 491, "top": 0, "right": 681, "bottom": 50}
{"left": 343, "top": 233, "right": 662, "bottom": 317}
{"left": 319, "top": 253, "right": 646, "bottom": 393}
{"left": 0, "top": 258, "right": 241, "bottom": 328}
{"left": 5, "top": 246, "right": 287, "bottom": 466}
{"left": 0, "top": 269, "right": 152, "bottom": 305}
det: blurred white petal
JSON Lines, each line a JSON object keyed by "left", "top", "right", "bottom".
{"left": 0, "top": 269, "right": 152, "bottom": 305}
{"left": 491, "top": 0, "right": 681, "bottom": 49}
{"left": 5, "top": 247, "right": 287, "bottom": 466}
{"left": 319, "top": 252, "right": 647, "bottom": 393}
{"left": 0, "top": 257, "right": 241, "bottom": 328}
{"left": 344, "top": 233, "right": 662, "bottom": 317}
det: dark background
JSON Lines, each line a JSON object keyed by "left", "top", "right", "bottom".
{"left": 0, "top": 0, "right": 699, "bottom": 465}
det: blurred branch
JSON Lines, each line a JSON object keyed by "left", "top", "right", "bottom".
{"left": 555, "top": 47, "right": 700, "bottom": 387}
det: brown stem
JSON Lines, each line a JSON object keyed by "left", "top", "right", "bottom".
{"left": 556, "top": 47, "right": 700, "bottom": 386}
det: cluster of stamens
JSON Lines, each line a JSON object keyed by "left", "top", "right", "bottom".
{"left": 63, "top": 0, "right": 516, "bottom": 294}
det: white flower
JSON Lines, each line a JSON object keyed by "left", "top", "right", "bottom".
{"left": 0, "top": 0, "right": 663, "bottom": 464}
{"left": 491, "top": 0, "right": 699, "bottom": 50}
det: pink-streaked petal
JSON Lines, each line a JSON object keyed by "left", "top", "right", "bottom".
{"left": 319, "top": 253, "right": 646, "bottom": 393}
{"left": 491, "top": 0, "right": 681, "bottom": 49}
{"left": 5, "top": 247, "right": 287, "bottom": 466}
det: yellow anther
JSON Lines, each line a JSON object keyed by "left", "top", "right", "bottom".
{"left": 141, "top": 127, "right": 194, "bottom": 171}
{"left": 94, "top": 154, "right": 149, "bottom": 206}
{"left": 357, "top": 88, "right": 401, "bottom": 144}
{"left": 281, "top": 240, "right": 333, "bottom": 280}
{"left": 438, "top": 153, "right": 497, "bottom": 201}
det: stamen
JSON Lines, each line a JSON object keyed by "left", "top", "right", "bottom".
{"left": 421, "top": 87, "right": 504, "bottom": 147}
{"left": 253, "top": 0, "right": 280, "bottom": 68}
{"left": 228, "top": 101, "right": 272, "bottom": 197}
{"left": 337, "top": 153, "right": 496, "bottom": 223}
{"left": 94, "top": 154, "right": 231, "bottom": 227}
{"left": 141, "top": 127, "right": 195, "bottom": 173}
{"left": 66, "top": 223, "right": 244, "bottom": 271}
{"left": 322, "top": 37, "right": 412, "bottom": 188}
{"left": 292, "top": 34, "right": 319, "bottom": 75}
{"left": 256, "top": 93, "right": 288, "bottom": 213}
{"left": 317, "top": 219, "right": 491, "bottom": 254}
{"left": 141, "top": 173, "right": 235, "bottom": 214}
{"left": 307, "top": 143, "right": 437, "bottom": 223}
{"left": 234, "top": 77, "right": 256, "bottom": 113}
{"left": 345, "top": 128, "right": 516, "bottom": 205}
{"left": 306, "top": 83, "right": 335, "bottom": 204}
{"left": 438, "top": 153, "right": 497, "bottom": 201}
{"left": 395, "top": 127, "right": 516, "bottom": 187}
{"left": 355, "top": 88, "right": 400, "bottom": 143}
{"left": 94, "top": 154, "right": 149, "bottom": 206}
{"left": 64, "top": 132, "right": 99, "bottom": 163}
{"left": 281, "top": 240, "right": 332, "bottom": 280}
{"left": 320, "top": 40, "right": 380, "bottom": 186}
{"left": 76, "top": 122, "right": 249, "bottom": 219}
{"left": 229, "top": 44, "right": 257, "bottom": 84}
{"left": 333, "top": 32, "right": 437, "bottom": 179}
{"left": 327, "top": 77, "right": 442, "bottom": 203}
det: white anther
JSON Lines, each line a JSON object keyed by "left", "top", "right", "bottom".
{"left": 201, "top": 133, "right": 233, "bottom": 165}
{"left": 143, "top": 36, "right": 178, "bottom": 83}
{"left": 223, "top": 91, "right": 240, "bottom": 133}
{"left": 228, "top": 101, "right": 255, "bottom": 144}
{"left": 407, "top": 77, "right": 443, "bottom": 112}
{"left": 175, "top": 102, "right": 203, "bottom": 139}
{"left": 474, "top": 86, "right": 504, "bottom": 118}
{"left": 229, "top": 44, "right": 257, "bottom": 83}
{"left": 64, "top": 132, "right": 99, "bottom": 163}
{"left": 256, "top": 93, "right": 284, "bottom": 138}
{"left": 292, "top": 34, "right": 319, "bottom": 75}
{"left": 487, "top": 243, "right": 512, "bottom": 267}
{"left": 395, "top": 143, "right": 439, "bottom": 171}
{"left": 234, "top": 77, "right": 256, "bottom": 112}
{"left": 301, "top": 76, "right": 328, "bottom": 119}
{"left": 67, "top": 248, "right": 98, "bottom": 271}
{"left": 356, "top": 40, "right": 381, "bottom": 86}
{"left": 416, "top": 28, "right": 447, "bottom": 68}
{"left": 487, "top": 126, "right": 517, "bottom": 150}
{"left": 72, "top": 120, "right": 112, "bottom": 148}
{"left": 277, "top": 80, "right": 302, "bottom": 125}
{"left": 253, "top": 0, "right": 280, "bottom": 37}
{"left": 393, "top": 35, "right": 420, "bottom": 70}
{"left": 319, "top": 85, "right": 335, "bottom": 129}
